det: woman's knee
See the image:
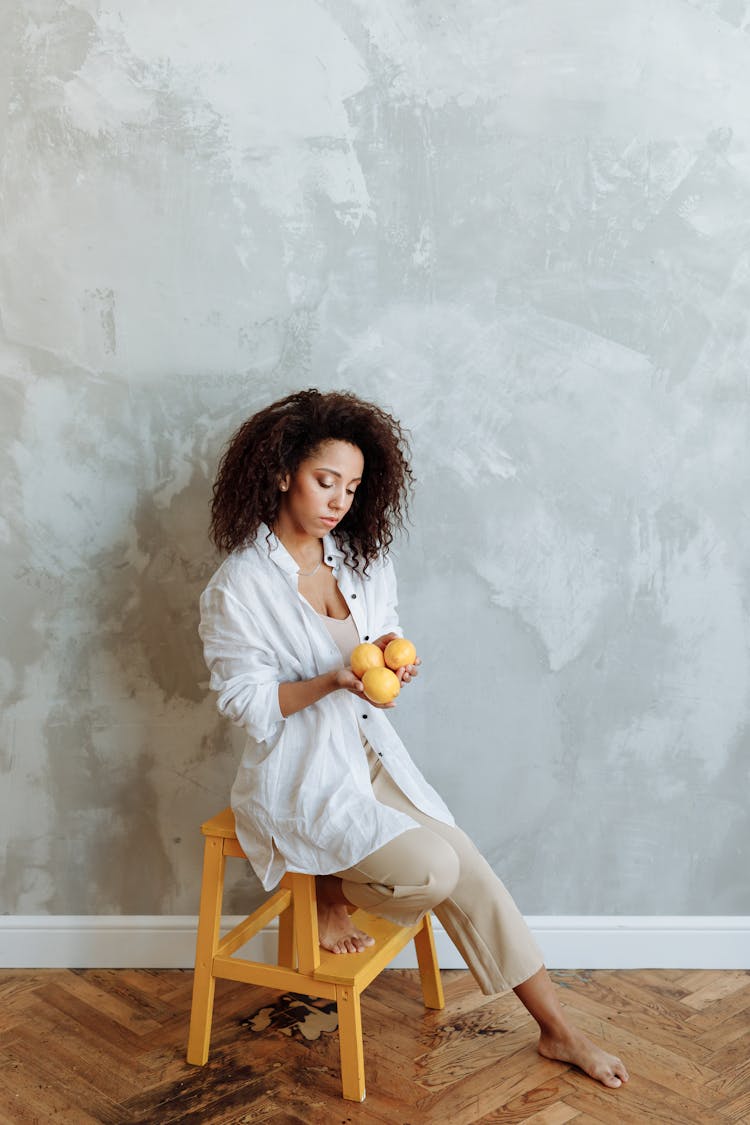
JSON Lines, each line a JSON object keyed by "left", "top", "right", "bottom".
{"left": 339, "top": 828, "right": 461, "bottom": 916}
{"left": 411, "top": 833, "right": 461, "bottom": 909}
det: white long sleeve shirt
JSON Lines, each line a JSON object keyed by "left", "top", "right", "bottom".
{"left": 198, "top": 525, "right": 454, "bottom": 890}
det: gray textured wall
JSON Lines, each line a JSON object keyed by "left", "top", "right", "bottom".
{"left": 2, "top": 1, "right": 748, "bottom": 921}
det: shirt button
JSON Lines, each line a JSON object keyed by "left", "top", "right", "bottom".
{"left": 362, "top": 714, "right": 367, "bottom": 719}
{"left": 350, "top": 593, "right": 357, "bottom": 599}
{"left": 364, "top": 635, "right": 369, "bottom": 641}
{"left": 327, "top": 556, "right": 333, "bottom": 562}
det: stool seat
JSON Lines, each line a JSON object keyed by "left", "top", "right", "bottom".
{"left": 187, "top": 806, "right": 444, "bottom": 1102}
{"left": 199, "top": 806, "right": 239, "bottom": 839}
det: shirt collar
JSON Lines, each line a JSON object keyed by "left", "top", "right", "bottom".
{"left": 258, "top": 523, "right": 345, "bottom": 575}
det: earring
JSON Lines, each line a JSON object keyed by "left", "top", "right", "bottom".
{"left": 279, "top": 483, "right": 288, "bottom": 492}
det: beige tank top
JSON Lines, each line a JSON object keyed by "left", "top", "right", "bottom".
{"left": 319, "top": 612, "right": 360, "bottom": 665}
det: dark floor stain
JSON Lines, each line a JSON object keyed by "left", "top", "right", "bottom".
{"left": 433, "top": 1018, "right": 509, "bottom": 1039}
{"left": 124, "top": 1050, "right": 273, "bottom": 1124}
{"left": 241, "top": 993, "right": 339, "bottom": 1042}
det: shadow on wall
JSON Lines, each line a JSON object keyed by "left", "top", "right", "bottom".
{"left": 35, "top": 458, "right": 223, "bottom": 914}
{"left": 121, "top": 453, "right": 267, "bottom": 917}
{"left": 126, "top": 463, "right": 217, "bottom": 705}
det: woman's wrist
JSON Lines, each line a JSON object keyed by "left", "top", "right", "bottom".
{"left": 323, "top": 669, "right": 344, "bottom": 695}
{"left": 279, "top": 669, "right": 344, "bottom": 718}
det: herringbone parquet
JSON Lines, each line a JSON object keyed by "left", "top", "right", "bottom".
{"left": 0, "top": 968, "right": 748, "bottom": 1123}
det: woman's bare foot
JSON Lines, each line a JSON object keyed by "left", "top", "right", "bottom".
{"left": 316, "top": 875, "right": 375, "bottom": 955}
{"left": 317, "top": 901, "right": 376, "bottom": 954}
{"left": 538, "top": 1027, "right": 629, "bottom": 1088}
{"left": 513, "top": 968, "right": 629, "bottom": 1090}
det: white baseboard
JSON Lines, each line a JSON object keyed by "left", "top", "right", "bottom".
{"left": 1, "top": 916, "right": 748, "bottom": 971}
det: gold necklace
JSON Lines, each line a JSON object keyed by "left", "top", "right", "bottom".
{"left": 297, "top": 545, "right": 324, "bottom": 578}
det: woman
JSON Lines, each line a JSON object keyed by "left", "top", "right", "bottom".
{"left": 199, "top": 388, "right": 629, "bottom": 1090}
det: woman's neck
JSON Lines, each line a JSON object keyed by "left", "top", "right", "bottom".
{"left": 272, "top": 521, "right": 324, "bottom": 572}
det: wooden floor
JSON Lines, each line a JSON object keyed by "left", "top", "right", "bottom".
{"left": 1, "top": 967, "right": 748, "bottom": 1124}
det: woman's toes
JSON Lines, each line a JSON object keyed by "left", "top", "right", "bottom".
{"left": 608, "top": 1058, "right": 629, "bottom": 1085}
{"left": 318, "top": 908, "right": 374, "bottom": 955}
{"left": 598, "top": 1054, "right": 628, "bottom": 1088}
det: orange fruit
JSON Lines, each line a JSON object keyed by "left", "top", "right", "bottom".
{"left": 361, "top": 666, "right": 401, "bottom": 704}
{"left": 384, "top": 637, "right": 417, "bottom": 671}
{"left": 350, "top": 642, "right": 385, "bottom": 679}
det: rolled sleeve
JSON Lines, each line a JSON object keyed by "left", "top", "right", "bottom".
{"left": 199, "top": 587, "right": 284, "bottom": 743}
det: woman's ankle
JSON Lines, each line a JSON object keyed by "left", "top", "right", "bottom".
{"left": 315, "top": 874, "right": 349, "bottom": 908}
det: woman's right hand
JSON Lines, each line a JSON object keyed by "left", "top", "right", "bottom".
{"left": 336, "top": 666, "right": 400, "bottom": 709}
{"left": 335, "top": 667, "right": 366, "bottom": 696}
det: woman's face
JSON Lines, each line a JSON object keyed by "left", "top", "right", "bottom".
{"left": 278, "top": 439, "right": 364, "bottom": 539}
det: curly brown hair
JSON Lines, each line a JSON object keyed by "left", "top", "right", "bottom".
{"left": 209, "top": 388, "right": 413, "bottom": 567}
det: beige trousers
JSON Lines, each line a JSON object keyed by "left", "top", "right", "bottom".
{"left": 334, "top": 750, "right": 545, "bottom": 995}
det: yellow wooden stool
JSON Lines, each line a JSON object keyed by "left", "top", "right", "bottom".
{"left": 186, "top": 807, "right": 444, "bottom": 1101}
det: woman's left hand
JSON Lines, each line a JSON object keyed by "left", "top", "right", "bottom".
{"left": 371, "top": 633, "right": 421, "bottom": 687}
{"left": 372, "top": 632, "right": 399, "bottom": 652}
{"left": 396, "top": 659, "right": 420, "bottom": 685}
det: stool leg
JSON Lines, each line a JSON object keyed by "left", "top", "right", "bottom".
{"left": 414, "top": 912, "right": 445, "bottom": 1010}
{"left": 187, "top": 836, "right": 225, "bottom": 1065}
{"left": 336, "top": 985, "right": 366, "bottom": 1102}
{"left": 290, "top": 873, "right": 320, "bottom": 973}
{"left": 277, "top": 901, "right": 295, "bottom": 968}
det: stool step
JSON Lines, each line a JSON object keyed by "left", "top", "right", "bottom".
{"left": 313, "top": 910, "right": 422, "bottom": 990}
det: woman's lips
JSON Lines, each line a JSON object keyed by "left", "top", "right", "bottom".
{"left": 320, "top": 517, "right": 338, "bottom": 527}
